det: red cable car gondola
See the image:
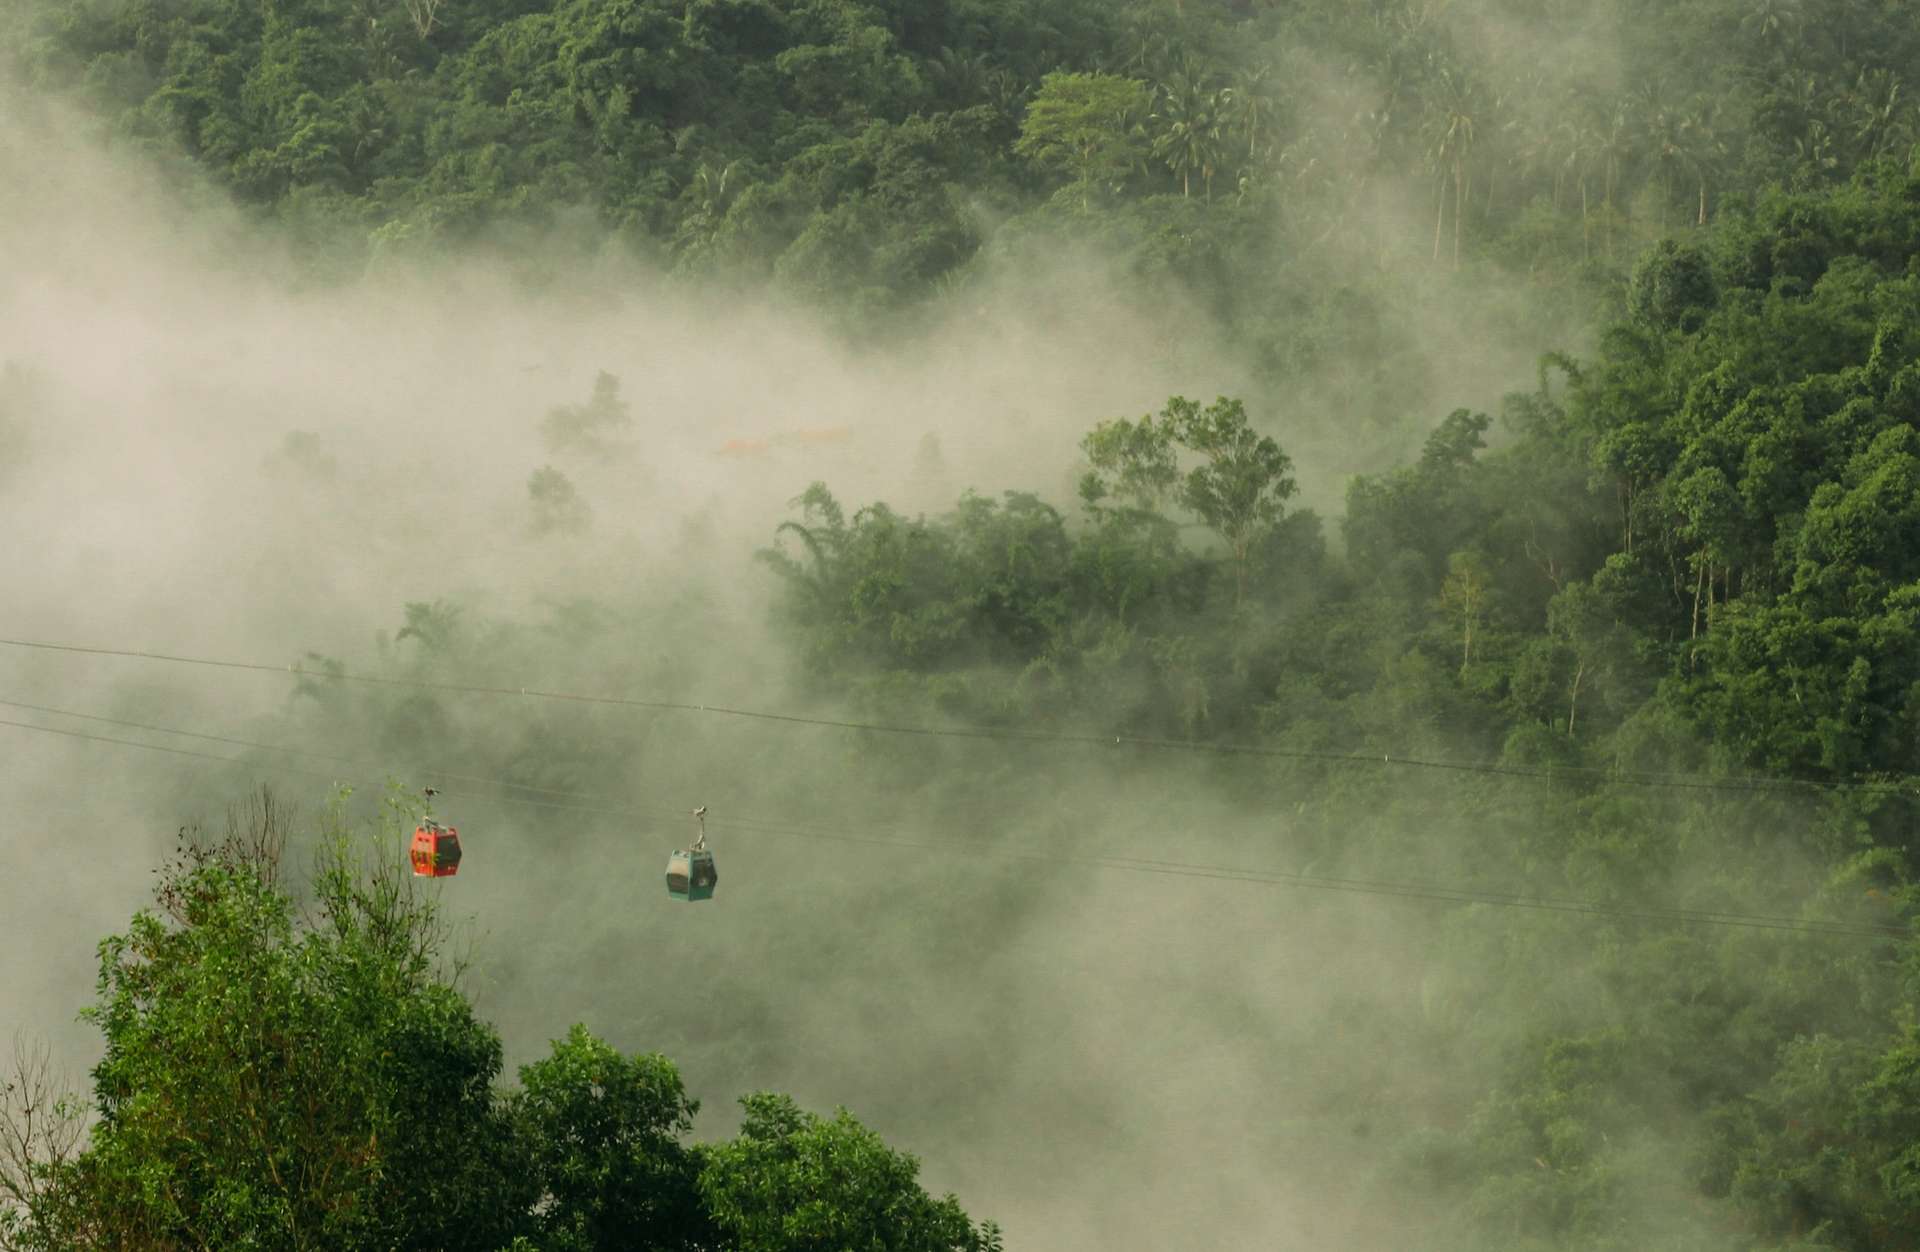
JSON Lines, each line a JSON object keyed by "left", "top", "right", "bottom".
{"left": 411, "top": 817, "right": 462, "bottom": 878}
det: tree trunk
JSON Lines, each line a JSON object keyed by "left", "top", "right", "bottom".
{"left": 1697, "top": 172, "right": 1708, "bottom": 226}
{"left": 1690, "top": 559, "right": 1704, "bottom": 672}
{"left": 1433, "top": 178, "right": 1446, "bottom": 263}
{"left": 1567, "top": 660, "right": 1585, "bottom": 737}
{"left": 1580, "top": 178, "right": 1591, "bottom": 260}
{"left": 1453, "top": 157, "right": 1465, "bottom": 269}
{"left": 1603, "top": 159, "right": 1615, "bottom": 259}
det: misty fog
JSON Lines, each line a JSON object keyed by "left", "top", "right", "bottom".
{"left": 4, "top": 1, "right": 1907, "bottom": 1244}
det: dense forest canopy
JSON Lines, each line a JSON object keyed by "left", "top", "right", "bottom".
{"left": 11, "top": 0, "right": 1920, "bottom": 1249}
{"left": 21, "top": 0, "right": 1920, "bottom": 275}
{"left": 18, "top": 0, "right": 1920, "bottom": 423}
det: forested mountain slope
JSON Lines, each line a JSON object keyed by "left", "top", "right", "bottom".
{"left": 11, "top": 1, "right": 1920, "bottom": 1249}
{"left": 18, "top": 0, "right": 1920, "bottom": 360}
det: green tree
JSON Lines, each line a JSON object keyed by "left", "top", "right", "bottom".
{"left": 1627, "top": 238, "right": 1715, "bottom": 333}
{"left": 699, "top": 1093, "right": 1001, "bottom": 1252}
{"left": 1013, "top": 71, "right": 1150, "bottom": 209}
{"left": 542, "top": 371, "right": 632, "bottom": 456}
{"left": 529, "top": 465, "right": 593, "bottom": 536}
{"left": 514, "top": 1025, "right": 713, "bottom": 1252}
{"left": 1150, "top": 69, "right": 1224, "bottom": 200}
{"left": 1082, "top": 395, "right": 1295, "bottom": 610}
{"left": 70, "top": 789, "right": 533, "bottom": 1250}
{"left": 1079, "top": 410, "right": 1179, "bottom": 518}
{"left": 1423, "top": 65, "right": 1485, "bottom": 269}
{"left": 1438, "top": 549, "right": 1492, "bottom": 669}
{"left": 1170, "top": 395, "right": 1296, "bottom": 610}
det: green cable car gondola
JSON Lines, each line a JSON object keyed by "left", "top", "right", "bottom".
{"left": 666, "top": 806, "right": 717, "bottom": 902}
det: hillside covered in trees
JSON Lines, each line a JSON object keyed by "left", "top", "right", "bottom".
{"left": 18, "top": 0, "right": 1920, "bottom": 417}
{"left": 11, "top": 0, "right": 1920, "bottom": 1249}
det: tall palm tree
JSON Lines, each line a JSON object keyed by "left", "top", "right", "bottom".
{"left": 1502, "top": 72, "right": 1561, "bottom": 207}
{"left": 1677, "top": 96, "right": 1728, "bottom": 226}
{"left": 1153, "top": 68, "right": 1225, "bottom": 199}
{"left": 1792, "top": 118, "right": 1841, "bottom": 180}
{"left": 1586, "top": 98, "right": 1636, "bottom": 259}
{"left": 928, "top": 47, "right": 991, "bottom": 109}
{"left": 1423, "top": 64, "right": 1482, "bottom": 268}
{"left": 1551, "top": 122, "right": 1585, "bottom": 256}
{"left": 1740, "top": 0, "right": 1802, "bottom": 59}
{"left": 1223, "top": 63, "right": 1278, "bottom": 164}
{"left": 1837, "top": 67, "right": 1911, "bottom": 162}
{"left": 983, "top": 69, "right": 1031, "bottom": 123}
{"left": 1637, "top": 81, "right": 1686, "bottom": 232}
{"left": 1118, "top": 33, "right": 1174, "bottom": 82}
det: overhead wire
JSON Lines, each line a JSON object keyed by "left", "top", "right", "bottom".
{"left": 0, "top": 696, "right": 1906, "bottom": 941}
{"left": 3, "top": 635, "right": 1916, "bottom": 798}
{"left": 0, "top": 697, "right": 612, "bottom": 804}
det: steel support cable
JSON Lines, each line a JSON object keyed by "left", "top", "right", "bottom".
{"left": 0, "top": 697, "right": 613, "bottom": 804}
{"left": 696, "top": 812, "right": 1897, "bottom": 937}
{"left": 3, "top": 636, "right": 1914, "bottom": 798}
{"left": 1, "top": 708, "right": 1903, "bottom": 940}
{"left": 4, "top": 695, "right": 1872, "bottom": 935}
{"left": 2, "top": 698, "right": 1900, "bottom": 937}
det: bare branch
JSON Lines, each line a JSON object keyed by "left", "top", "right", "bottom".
{"left": 0, "top": 1034, "right": 86, "bottom": 1251}
{"left": 401, "top": 0, "right": 443, "bottom": 39}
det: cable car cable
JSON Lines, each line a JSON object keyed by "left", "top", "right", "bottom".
{"left": 0, "top": 696, "right": 618, "bottom": 804}
{"left": 700, "top": 809, "right": 1887, "bottom": 934}
{"left": 510, "top": 799, "right": 1904, "bottom": 938}
{"left": 1, "top": 696, "right": 1900, "bottom": 936}
{"left": 3, "top": 692, "right": 1876, "bottom": 934}
{"left": 0, "top": 707, "right": 1903, "bottom": 940}
{"left": 3, "top": 635, "right": 1914, "bottom": 799}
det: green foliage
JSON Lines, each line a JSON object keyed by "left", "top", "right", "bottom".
{"left": 32, "top": 0, "right": 1920, "bottom": 366}
{"left": 513, "top": 1025, "right": 711, "bottom": 1252}
{"left": 73, "top": 791, "right": 529, "bottom": 1250}
{"left": 1013, "top": 71, "right": 1150, "bottom": 208}
{"left": 1083, "top": 394, "right": 1297, "bottom": 607}
{"left": 29, "top": 1, "right": 1920, "bottom": 1243}
{"left": 763, "top": 394, "right": 1304, "bottom": 729}
{"left": 542, "top": 371, "right": 631, "bottom": 456}
{"left": 2, "top": 792, "right": 998, "bottom": 1251}
{"left": 1079, "top": 409, "right": 1178, "bottom": 515}
{"left": 1628, "top": 238, "right": 1716, "bottom": 332}
{"left": 1169, "top": 395, "right": 1295, "bottom": 606}
{"left": 746, "top": 172, "right": 1920, "bottom": 1241}
{"left": 528, "top": 465, "right": 592, "bottom": 536}
{"left": 699, "top": 1093, "right": 1001, "bottom": 1252}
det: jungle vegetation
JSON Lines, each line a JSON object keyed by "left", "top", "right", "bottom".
{"left": 0, "top": 792, "right": 1003, "bottom": 1252}
{"left": 18, "top": 0, "right": 1920, "bottom": 408}
{"left": 13, "top": 0, "right": 1920, "bottom": 1248}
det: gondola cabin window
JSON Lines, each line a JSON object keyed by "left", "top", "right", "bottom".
{"left": 666, "top": 848, "right": 716, "bottom": 901}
